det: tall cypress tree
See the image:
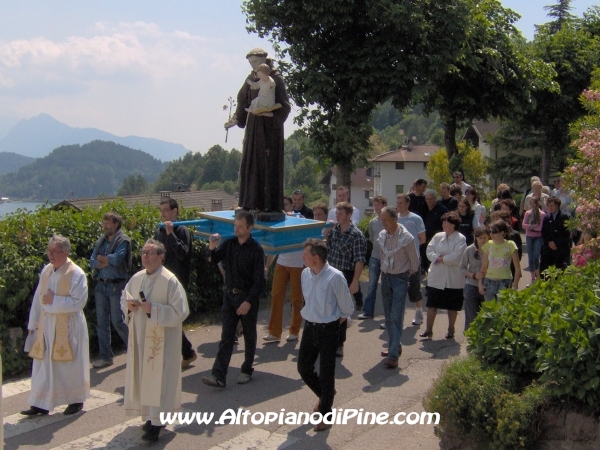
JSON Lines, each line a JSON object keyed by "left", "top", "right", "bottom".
{"left": 544, "top": 0, "right": 575, "bottom": 34}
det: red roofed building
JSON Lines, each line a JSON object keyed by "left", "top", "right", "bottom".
{"left": 369, "top": 144, "right": 441, "bottom": 203}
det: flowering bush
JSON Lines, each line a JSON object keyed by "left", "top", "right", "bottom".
{"left": 562, "top": 69, "right": 600, "bottom": 256}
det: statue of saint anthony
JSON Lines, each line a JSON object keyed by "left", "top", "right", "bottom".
{"left": 225, "top": 48, "right": 291, "bottom": 217}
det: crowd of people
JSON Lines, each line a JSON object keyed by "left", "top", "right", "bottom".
{"left": 19, "top": 176, "right": 591, "bottom": 440}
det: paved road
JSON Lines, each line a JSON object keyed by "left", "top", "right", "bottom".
{"left": 2, "top": 248, "right": 531, "bottom": 449}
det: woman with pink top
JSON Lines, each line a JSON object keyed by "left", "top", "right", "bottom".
{"left": 522, "top": 197, "right": 545, "bottom": 282}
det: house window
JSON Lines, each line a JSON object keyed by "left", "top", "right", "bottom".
{"left": 396, "top": 162, "right": 405, "bottom": 170}
{"left": 423, "top": 162, "right": 428, "bottom": 169}
{"left": 365, "top": 190, "right": 370, "bottom": 199}
{"left": 366, "top": 167, "right": 372, "bottom": 177}
{"left": 331, "top": 184, "right": 337, "bottom": 191}
{"left": 395, "top": 185, "right": 404, "bottom": 194}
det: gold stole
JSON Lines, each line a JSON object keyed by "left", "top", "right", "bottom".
{"left": 126, "top": 269, "right": 168, "bottom": 408}
{"left": 28, "top": 259, "right": 76, "bottom": 362}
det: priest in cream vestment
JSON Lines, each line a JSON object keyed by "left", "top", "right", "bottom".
{"left": 22, "top": 234, "right": 90, "bottom": 416}
{"left": 121, "top": 239, "right": 189, "bottom": 442}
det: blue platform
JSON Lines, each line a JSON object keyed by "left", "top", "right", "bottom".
{"left": 161, "top": 211, "right": 330, "bottom": 255}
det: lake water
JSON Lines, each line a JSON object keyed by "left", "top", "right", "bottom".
{"left": 0, "top": 202, "right": 47, "bottom": 219}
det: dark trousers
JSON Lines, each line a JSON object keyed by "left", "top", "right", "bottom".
{"left": 297, "top": 320, "right": 340, "bottom": 415}
{"left": 420, "top": 241, "right": 432, "bottom": 273}
{"left": 211, "top": 291, "right": 258, "bottom": 384}
{"left": 339, "top": 269, "right": 362, "bottom": 346}
{"left": 540, "top": 248, "right": 570, "bottom": 277}
{"left": 182, "top": 331, "right": 194, "bottom": 359}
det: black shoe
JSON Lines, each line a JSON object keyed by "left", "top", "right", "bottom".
{"left": 21, "top": 406, "right": 49, "bottom": 416}
{"left": 63, "top": 403, "right": 84, "bottom": 415}
{"left": 141, "top": 424, "right": 163, "bottom": 442}
{"left": 143, "top": 420, "right": 152, "bottom": 432}
{"left": 202, "top": 375, "right": 226, "bottom": 388}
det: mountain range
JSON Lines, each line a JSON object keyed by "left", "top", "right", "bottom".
{"left": 0, "top": 141, "right": 167, "bottom": 200}
{"left": 0, "top": 114, "right": 190, "bottom": 162}
{"left": 0, "top": 152, "right": 35, "bottom": 175}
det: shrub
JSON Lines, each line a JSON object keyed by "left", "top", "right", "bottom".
{"left": 466, "top": 261, "right": 600, "bottom": 410}
{"left": 424, "top": 355, "right": 550, "bottom": 450}
{"left": 0, "top": 200, "right": 223, "bottom": 377}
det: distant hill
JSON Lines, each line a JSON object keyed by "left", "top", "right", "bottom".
{"left": 0, "top": 152, "right": 35, "bottom": 175}
{"left": 0, "top": 116, "right": 20, "bottom": 139}
{"left": 0, "top": 141, "right": 167, "bottom": 200}
{"left": 0, "top": 114, "right": 189, "bottom": 161}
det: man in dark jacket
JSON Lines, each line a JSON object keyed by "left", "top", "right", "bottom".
{"left": 90, "top": 211, "right": 132, "bottom": 368}
{"left": 540, "top": 196, "right": 572, "bottom": 275}
{"left": 154, "top": 198, "right": 196, "bottom": 368}
{"left": 421, "top": 190, "right": 448, "bottom": 272}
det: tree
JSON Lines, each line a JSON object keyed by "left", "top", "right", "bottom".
{"left": 244, "top": 0, "right": 472, "bottom": 189}
{"left": 153, "top": 151, "right": 202, "bottom": 192}
{"left": 117, "top": 174, "right": 148, "bottom": 196}
{"left": 221, "top": 149, "right": 242, "bottom": 182}
{"left": 544, "top": 0, "right": 575, "bottom": 34}
{"left": 427, "top": 149, "right": 451, "bottom": 190}
{"left": 416, "top": 0, "right": 557, "bottom": 159}
{"left": 197, "top": 145, "right": 227, "bottom": 186}
{"left": 449, "top": 142, "right": 489, "bottom": 192}
{"left": 492, "top": 11, "right": 600, "bottom": 183}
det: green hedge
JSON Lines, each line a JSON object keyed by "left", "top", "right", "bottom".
{"left": 424, "top": 356, "right": 551, "bottom": 450}
{"left": 466, "top": 261, "right": 600, "bottom": 409}
{"left": 0, "top": 200, "right": 223, "bottom": 377}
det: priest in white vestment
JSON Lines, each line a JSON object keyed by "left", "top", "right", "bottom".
{"left": 121, "top": 239, "right": 189, "bottom": 442}
{"left": 22, "top": 234, "right": 90, "bottom": 416}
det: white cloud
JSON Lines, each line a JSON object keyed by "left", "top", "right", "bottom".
{"left": 0, "top": 72, "right": 13, "bottom": 88}
{"left": 0, "top": 22, "right": 225, "bottom": 88}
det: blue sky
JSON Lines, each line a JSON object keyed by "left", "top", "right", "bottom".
{"left": 0, "top": 0, "right": 596, "bottom": 156}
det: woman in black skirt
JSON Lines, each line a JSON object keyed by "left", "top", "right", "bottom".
{"left": 420, "top": 211, "right": 467, "bottom": 339}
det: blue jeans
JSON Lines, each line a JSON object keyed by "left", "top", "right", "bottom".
{"left": 483, "top": 278, "right": 511, "bottom": 301}
{"left": 381, "top": 272, "right": 409, "bottom": 360}
{"left": 95, "top": 280, "right": 129, "bottom": 361}
{"left": 526, "top": 236, "right": 543, "bottom": 273}
{"left": 463, "top": 284, "right": 485, "bottom": 331}
{"left": 362, "top": 257, "right": 381, "bottom": 316}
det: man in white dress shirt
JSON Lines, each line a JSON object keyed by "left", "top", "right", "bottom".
{"left": 297, "top": 239, "right": 354, "bottom": 432}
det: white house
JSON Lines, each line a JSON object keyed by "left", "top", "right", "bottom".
{"left": 320, "top": 167, "right": 374, "bottom": 220}
{"left": 370, "top": 144, "right": 439, "bottom": 203}
{"left": 463, "top": 120, "right": 537, "bottom": 191}
{"left": 462, "top": 120, "right": 500, "bottom": 161}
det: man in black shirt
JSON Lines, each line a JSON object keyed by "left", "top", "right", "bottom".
{"left": 154, "top": 198, "right": 197, "bottom": 368}
{"left": 291, "top": 189, "right": 314, "bottom": 219}
{"left": 438, "top": 183, "right": 458, "bottom": 211}
{"left": 203, "top": 210, "right": 266, "bottom": 388}
{"left": 408, "top": 179, "right": 428, "bottom": 219}
{"left": 422, "top": 189, "right": 448, "bottom": 272}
